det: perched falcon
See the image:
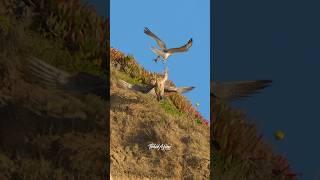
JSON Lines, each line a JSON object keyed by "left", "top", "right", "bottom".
{"left": 153, "top": 67, "right": 168, "bottom": 100}
{"left": 120, "top": 67, "right": 194, "bottom": 101}
{"left": 119, "top": 68, "right": 194, "bottom": 101}
{"left": 144, "top": 27, "right": 193, "bottom": 63}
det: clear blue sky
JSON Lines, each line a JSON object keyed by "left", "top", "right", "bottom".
{"left": 213, "top": 0, "right": 320, "bottom": 179}
{"left": 110, "top": 0, "right": 210, "bottom": 120}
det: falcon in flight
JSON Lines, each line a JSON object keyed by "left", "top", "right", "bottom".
{"left": 144, "top": 27, "right": 193, "bottom": 63}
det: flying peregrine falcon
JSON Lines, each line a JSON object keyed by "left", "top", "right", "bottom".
{"left": 144, "top": 27, "right": 193, "bottom": 63}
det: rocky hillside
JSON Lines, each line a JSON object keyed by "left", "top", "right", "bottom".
{"left": 110, "top": 48, "right": 210, "bottom": 179}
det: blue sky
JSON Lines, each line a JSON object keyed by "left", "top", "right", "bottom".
{"left": 213, "top": 0, "right": 320, "bottom": 179}
{"left": 110, "top": 0, "right": 210, "bottom": 120}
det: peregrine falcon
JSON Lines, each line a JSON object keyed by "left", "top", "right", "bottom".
{"left": 144, "top": 27, "right": 193, "bottom": 63}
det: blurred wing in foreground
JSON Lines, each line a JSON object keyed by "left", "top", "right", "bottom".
{"left": 211, "top": 80, "right": 272, "bottom": 102}
{"left": 24, "top": 57, "right": 107, "bottom": 98}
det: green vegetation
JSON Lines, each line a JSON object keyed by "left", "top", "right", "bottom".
{"left": 159, "top": 98, "right": 184, "bottom": 117}
{"left": 110, "top": 48, "right": 209, "bottom": 125}
{"left": 0, "top": 0, "right": 108, "bottom": 179}
{"left": 0, "top": 0, "right": 106, "bottom": 75}
{"left": 0, "top": 0, "right": 297, "bottom": 179}
{"left": 0, "top": 15, "right": 13, "bottom": 36}
{"left": 110, "top": 69, "right": 210, "bottom": 179}
{"left": 114, "top": 68, "right": 145, "bottom": 86}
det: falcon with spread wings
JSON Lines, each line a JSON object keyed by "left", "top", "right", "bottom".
{"left": 119, "top": 67, "right": 195, "bottom": 101}
{"left": 144, "top": 27, "right": 193, "bottom": 63}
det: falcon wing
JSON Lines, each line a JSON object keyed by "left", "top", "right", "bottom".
{"left": 211, "top": 80, "right": 272, "bottom": 101}
{"left": 165, "top": 86, "right": 195, "bottom": 94}
{"left": 118, "top": 80, "right": 154, "bottom": 93}
{"left": 24, "top": 57, "right": 106, "bottom": 97}
{"left": 24, "top": 57, "right": 71, "bottom": 90}
{"left": 144, "top": 27, "right": 167, "bottom": 50}
{"left": 166, "top": 38, "right": 193, "bottom": 54}
{"left": 118, "top": 80, "right": 194, "bottom": 95}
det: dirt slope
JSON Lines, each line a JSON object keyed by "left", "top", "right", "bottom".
{"left": 110, "top": 51, "right": 210, "bottom": 179}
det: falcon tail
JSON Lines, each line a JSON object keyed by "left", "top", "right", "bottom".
{"left": 151, "top": 47, "right": 165, "bottom": 57}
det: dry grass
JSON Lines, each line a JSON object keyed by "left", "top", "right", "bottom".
{"left": 110, "top": 48, "right": 209, "bottom": 126}
{"left": 110, "top": 56, "right": 210, "bottom": 179}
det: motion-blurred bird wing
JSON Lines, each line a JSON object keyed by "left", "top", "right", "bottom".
{"left": 144, "top": 27, "right": 167, "bottom": 50}
{"left": 166, "top": 38, "right": 193, "bottom": 54}
{"left": 164, "top": 86, "right": 195, "bottom": 94}
{"left": 24, "top": 57, "right": 106, "bottom": 97}
{"left": 24, "top": 57, "right": 71, "bottom": 90}
{"left": 211, "top": 80, "right": 272, "bottom": 102}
